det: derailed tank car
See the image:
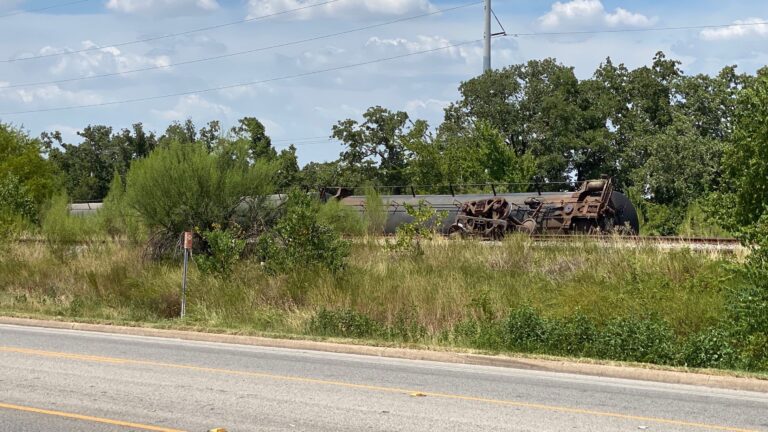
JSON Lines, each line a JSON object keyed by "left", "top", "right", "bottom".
{"left": 322, "top": 177, "right": 639, "bottom": 237}
{"left": 69, "top": 178, "right": 639, "bottom": 237}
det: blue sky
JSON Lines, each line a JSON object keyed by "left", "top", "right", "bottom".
{"left": 1, "top": 0, "right": 767, "bottom": 165}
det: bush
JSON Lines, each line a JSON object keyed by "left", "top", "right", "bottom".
{"left": 546, "top": 312, "right": 598, "bottom": 357}
{"left": 388, "top": 199, "right": 446, "bottom": 255}
{"left": 501, "top": 306, "right": 549, "bottom": 352}
{"left": 41, "top": 194, "right": 101, "bottom": 260}
{"left": 726, "top": 260, "right": 768, "bottom": 370}
{"left": 308, "top": 309, "right": 382, "bottom": 338}
{"left": 125, "top": 141, "right": 275, "bottom": 257}
{"left": 596, "top": 316, "right": 677, "bottom": 364}
{"left": 363, "top": 187, "right": 387, "bottom": 235}
{"left": 258, "top": 190, "right": 349, "bottom": 274}
{"left": 100, "top": 171, "right": 145, "bottom": 243}
{"left": 681, "top": 327, "right": 736, "bottom": 369}
{"left": 317, "top": 198, "right": 366, "bottom": 236}
{"left": 194, "top": 224, "right": 246, "bottom": 277}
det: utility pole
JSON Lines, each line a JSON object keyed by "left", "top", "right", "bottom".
{"left": 483, "top": 0, "right": 491, "bottom": 73}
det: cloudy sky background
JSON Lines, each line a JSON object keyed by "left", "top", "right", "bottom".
{"left": 0, "top": 0, "right": 767, "bottom": 164}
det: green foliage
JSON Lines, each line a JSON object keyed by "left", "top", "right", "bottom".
{"left": 388, "top": 199, "right": 446, "bottom": 255}
{"left": 308, "top": 308, "right": 383, "bottom": 339}
{"left": 317, "top": 199, "right": 366, "bottom": 236}
{"left": 681, "top": 327, "right": 736, "bottom": 369}
{"left": 632, "top": 113, "right": 723, "bottom": 206}
{"left": 99, "top": 171, "right": 145, "bottom": 243}
{"left": 332, "top": 106, "right": 426, "bottom": 188}
{"left": 596, "top": 316, "right": 677, "bottom": 364}
{"left": 362, "top": 187, "right": 387, "bottom": 236}
{"left": 0, "top": 123, "right": 57, "bottom": 210}
{"left": 194, "top": 224, "right": 246, "bottom": 277}
{"left": 125, "top": 141, "right": 275, "bottom": 254}
{"left": 0, "top": 175, "right": 37, "bottom": 241}
{"left": 678, "top": 200, "right": 731, "bottom": 238}
{"left": 41, "top": 194, "right": 101, "bottom": 260}
{"left": 258, "top": 190, "right": 349, "bottom": 274}
{"left": 725, "top": 68, "right": 768, "bottom": 227}
{"left": 46, "top": 123, "right": 156, "bottom": 201}
{"left": 501, "top": 306, "right": 549, "bottom": 352}
{"left": 637, "top": 201, "right": 684, "bottom": 236}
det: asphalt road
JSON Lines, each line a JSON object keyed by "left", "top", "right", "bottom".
{"left": 0, "top": 324, "right": 766, "bottom": 432}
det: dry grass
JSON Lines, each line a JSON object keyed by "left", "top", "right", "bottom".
{"left": 0, "top": 235, "right": 736, "bottom": 340}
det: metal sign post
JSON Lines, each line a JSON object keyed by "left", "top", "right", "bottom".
{"left": 181, "top": 231, "right": 193, "bottom": 318}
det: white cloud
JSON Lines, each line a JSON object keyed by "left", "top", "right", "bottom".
{"left": 152, "top": 94, "right": 232, "bottom": 121}
{"left": 700, "top": 18, "right": 768, "bottom": 41}
{"left": 0, "top": 84, "right": 102, "bottom": 106}
{"left": 405, "top": 98, "right": 448, "bottom": 113}
{"left": 246, "top": 0, "right": 435, "bottom": 20}
{"left": 218, "top": 83, "right": 274, "bottom": 100}
{"left": 35, "top": 41, "right": 171, "bottom": 77}
{"left": 538, "top": 0, "right": 655, "bottom": 31}
{"left": 366, "top": 35, "right": 467, "bottom": 60}
{"left": 106, "top": 0, "right": 219, "bottom": 15}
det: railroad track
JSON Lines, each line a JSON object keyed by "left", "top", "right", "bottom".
{"left": 12, "top": 235, "right": 745, "bottom": 252}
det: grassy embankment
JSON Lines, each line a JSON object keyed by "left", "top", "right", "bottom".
{"left": 2, "top": 234, "right": 765, "bottom": 374}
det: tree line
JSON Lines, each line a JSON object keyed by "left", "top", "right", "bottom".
{"left": 1, "top": 51, "right": 767, "bottom": 237}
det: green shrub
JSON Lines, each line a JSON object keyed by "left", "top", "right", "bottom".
{"left": 680, "top": 327, "right": 736, "bottom": 369}
{"left": 126, "top": 141, "right": 275, "bottom": 256}
{"left": 100, "top": 171, "right": 145, "bottom": 243}
{"left": 41, "top": 194, "right": 101, "bottom": 260}
{"left": 546, "top": 312, "right": 598, "bottom": 357}
{"left": 596, "top": 316, "right": 677, "bottom": 364}
{"left": 194, "top": 224, "right": 246, "bottom": 277}
{"left": 308, "top": 308, "right": 382, "bottom": 338}
{"left": 363, "top": 187, "right": 387, "bottom": 235}
{"left": 387, "top": 306, "right": 427, "bottom": 342}
{"left": 450, "top": 319, "right": 503, "bottom": 350}
{"left": 501, "top": 306, "right": 549, "bottom": 352}
{"left": 388, "top": 199, "right": 446, "bottom": 255}
{"left": 317, "top": 198, "right": 366, "bottom": 236}
{"left": 258, "top": 190, "right": 349, "bottom": 274}
{"left": 726, "top": 259, "right": 768, "bottom": 370}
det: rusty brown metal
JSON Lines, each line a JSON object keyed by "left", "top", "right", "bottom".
{"left": 448, "top": 178, "right": 626, "bottom": 238}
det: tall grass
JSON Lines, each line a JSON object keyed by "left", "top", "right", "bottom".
{"left": 0, "top": 235, "right": 761, "bottom": 371}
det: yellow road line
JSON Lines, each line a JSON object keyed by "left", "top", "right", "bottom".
{"left": 0, "top": 346, "right": 759, "bottom": 432}
{"left": 0, "top": 402, "right": 185, "bottom": 432}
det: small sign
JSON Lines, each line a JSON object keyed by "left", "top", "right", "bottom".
{"left": 183, "top": 231, "right": 193, "bottom": 250}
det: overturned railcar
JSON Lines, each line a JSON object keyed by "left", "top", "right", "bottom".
{"left": 69, "top": 178, "right": 639, "bottom": 237}
{"left": 322, "top": 177, "right": 639, "bottom": 237}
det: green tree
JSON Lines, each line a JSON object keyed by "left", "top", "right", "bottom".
{"left": 632, "top": 113, "right": 723, "bottom": 207}
{"left": 0, "top": 123, "right": 57, "bottom": 209}
{"left": 231, "top": 117, "right": 277, "bottom": 161}
{"left": 333, "top": 106, "right": 427, "bottom": 189}
{"left": 725, "top": 67, "right": 768, "bottom": 227}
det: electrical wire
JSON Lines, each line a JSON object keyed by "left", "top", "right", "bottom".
{"left": 511, "top": 20, "right": 768, "bottom": 37}
{"left": 0, "top": 1, "right": 481, "bottom": 90}
{"left": 0, "top": 38, "right": 484, "bottom": 116}
{"left": 0, "top": 0, "right": 342, "bottom": 63}
{"left": 0, "top": 0, "right": 93, "bottom": 18}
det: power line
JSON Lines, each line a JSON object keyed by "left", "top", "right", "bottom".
{"left": 1, "top": 0, "right": 342, "bottom": 64}
{"left": 0, "top": 0, "right": 93, "bottom": 18}
{"left": 0, "top": 39, "right": 484, "bottom": 116}
{"left": 272, "top": 135, "right": 329, "bottom": 143}
{"left": 511, "top": 20, "right": 768, "bottom": 37}
{"left": 0, "top": 1, "right": 481, "bottom": 90}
